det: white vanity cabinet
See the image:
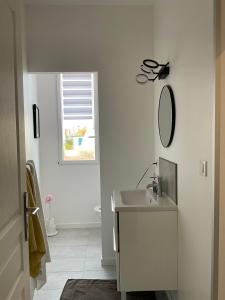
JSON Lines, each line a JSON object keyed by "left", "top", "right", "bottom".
{"left": 112, "top": 191, "right": 178, "bottom": 292}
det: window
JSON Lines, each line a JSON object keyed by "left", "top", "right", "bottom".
{"left": 58, "top": 72, "right": 99, "bottom": 163}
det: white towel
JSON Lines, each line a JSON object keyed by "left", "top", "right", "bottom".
{"left": 26, "top": 160, "right": 51, "bottom": 289}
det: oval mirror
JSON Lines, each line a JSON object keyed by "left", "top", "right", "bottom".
{"left": 158, "top": 85, "right": 176, "bottom": 147}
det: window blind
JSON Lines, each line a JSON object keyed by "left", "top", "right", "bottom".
{"left": 61, "top": 73, "right": 94, "bottom": 120}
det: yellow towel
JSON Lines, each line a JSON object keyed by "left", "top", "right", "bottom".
{"left": 26, "top": 168, "right": 46, "bottom": 278}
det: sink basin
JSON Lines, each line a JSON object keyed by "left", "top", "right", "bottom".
{"left": 111, "top": 189, "right": 177, "bottom": 212}
{"left": 120, "top": 190, "right": 152, "bottom": 206}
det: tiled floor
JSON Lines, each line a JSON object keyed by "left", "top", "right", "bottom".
{"left": 33, "top": 228, "right": 116, "bottom": 300}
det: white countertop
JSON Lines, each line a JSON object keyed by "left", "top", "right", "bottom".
{"left": 111, "top": 189, "right": 177, "bottom": 212}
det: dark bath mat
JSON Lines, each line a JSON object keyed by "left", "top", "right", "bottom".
{"left": 60, "top": 279, "right": 156, "bottom": 300}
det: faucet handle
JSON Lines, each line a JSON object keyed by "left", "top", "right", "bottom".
{"left": 146, "top": 183, "right": 153, "bottom": 189}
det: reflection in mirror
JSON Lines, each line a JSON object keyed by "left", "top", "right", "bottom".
{"left": 158, "top": 85, "right": 176, "bottom": 147}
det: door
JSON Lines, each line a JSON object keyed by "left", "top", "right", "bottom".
{"left": 0, "top": 0, "right": 30, "bottom": 299}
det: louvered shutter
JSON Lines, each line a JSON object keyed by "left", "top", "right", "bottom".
{"left": 61, "top": 73, "right": 94, "bottom": 121}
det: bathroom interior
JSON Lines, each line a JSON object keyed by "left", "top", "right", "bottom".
{"left": 23, "top": 1, "right": 215, "bottom": 300}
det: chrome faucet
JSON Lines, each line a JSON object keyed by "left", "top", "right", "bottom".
{"left": 156, "top": 176, "right": 162, "bottom": 197}
{"left": 146, "top": 175, "right": 162, "bottom": 197}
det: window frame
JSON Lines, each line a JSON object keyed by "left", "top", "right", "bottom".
{"left": 57, "top": 72, "right": 100, "bottom": 165}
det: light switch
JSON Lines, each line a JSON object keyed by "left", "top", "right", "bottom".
{"left": 200, "top": 160, "right": 208, "bottom": 177}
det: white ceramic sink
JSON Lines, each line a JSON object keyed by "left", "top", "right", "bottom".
{"left": 120, "top": 190, "right": 152, "bottom": 206}
{"left": 111, "top": 189, "right": 177, "bottom": 212}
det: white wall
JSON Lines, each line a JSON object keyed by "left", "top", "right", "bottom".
{"left": 153, "top": 1, "right": 215, "bottom": 300}
{"left": 24, "top": 74, "right": 40, "bottom": 178}
{"left": 23, "top": 74, "right": 40, "bottom": 299}
{"left": 26, "top": 5, "right": 154, "bottom": 260}
{"left": 34, "top": 73, "right": 101, "bottom": 227}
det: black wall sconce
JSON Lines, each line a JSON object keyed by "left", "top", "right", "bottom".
{"left": 136, "top": 59, "right": 170, "bottom": 84}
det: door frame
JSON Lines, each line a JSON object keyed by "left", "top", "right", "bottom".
{"left": 213, "top": 0, "right": 225, "bottom": 299}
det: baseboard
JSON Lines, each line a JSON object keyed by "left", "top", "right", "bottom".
{"left": 56, "top": 222, "right": 101, "bottom": 229}
{"left": 101, "top": 257, "right": 116, "bottom": 266}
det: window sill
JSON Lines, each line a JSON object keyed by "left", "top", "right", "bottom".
{"left": 58, "top": 160, "right": 100, "bottom": 166}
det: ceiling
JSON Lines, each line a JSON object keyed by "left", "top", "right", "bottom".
{"left": 25, "top": 0, "right": 153, "bottom": 5}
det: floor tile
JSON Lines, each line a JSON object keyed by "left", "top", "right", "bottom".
{"left": 85, "top": 258, "right": 116, "bottom": 272}
{"left": 84, "top": 258, "right": 104, "bottom": 271}
{"left": 47, "top": 257, "right": 85, "bottom": 272}
{"left": 83, "top": 269, "right": 116, "bottom": 280}
{"left": 50, "top": 245, "right": 87, "bottom": 259}
{"left": 52, "top": 229, "right": 90, "bottom": 239}
{"left": 34, "top": 228, "right": 109, "bottom": 299}
{"left": 87, "top": 229, "right": 102, "bottom": 245}
{"left": 41, "top": 272, "right": 83, "bottom": 290}
{"left": 86, "top": 245, "right": 102, "bottom": 258}
{"left": 48, "top": 236, "right": 89, "bottom": 246}
{"left": 33, "top": 289, "right": 62, "bottom": 300}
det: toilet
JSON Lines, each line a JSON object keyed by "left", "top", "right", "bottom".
{"left": 94, "top": 205, "right": 101, "bottom": 221}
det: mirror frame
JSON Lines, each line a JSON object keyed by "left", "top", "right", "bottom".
{"left": 158, "top": 85, "right": 176, "bottom": 148}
